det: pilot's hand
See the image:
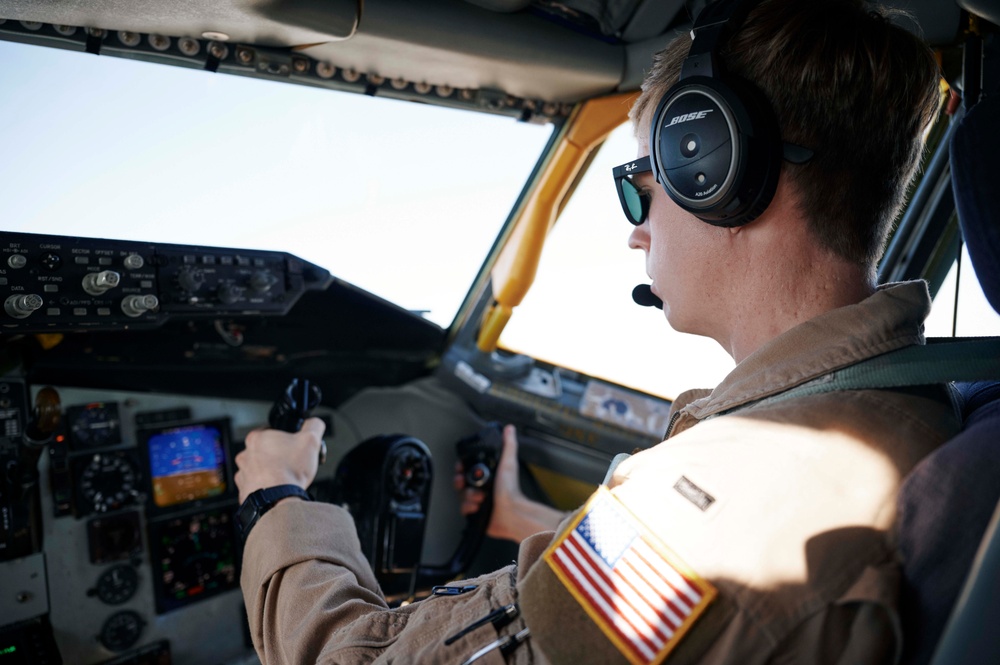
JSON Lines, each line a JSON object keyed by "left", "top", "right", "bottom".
{"left": 235, "top": 417, "right": 326, "bottom": 504}
{"left": 454, "top": 424, "right": 565, "bottom": 543}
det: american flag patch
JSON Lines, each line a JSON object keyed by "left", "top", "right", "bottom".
{"left": 543, "top": 487, "right": 716, "bottom": 665}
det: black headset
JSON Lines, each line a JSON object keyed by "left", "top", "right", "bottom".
{"left": 649, "top": 0, "right": 782, "bottom": 227}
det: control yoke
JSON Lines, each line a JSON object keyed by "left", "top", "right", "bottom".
{"left": 268, "top": 378, "right": 322, "bottom": 433}
{"left": 329, "top": 422, "right": 503, "bottom": 602}
{"left": 417, "top": 423, "right": 503, "bottom": 581}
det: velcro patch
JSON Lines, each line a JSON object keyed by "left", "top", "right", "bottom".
{"left": 673, "top": 476, "right": 715, "bottom": 512}
{"left": 543, "top": 486, "right": 716, "bottom": 665}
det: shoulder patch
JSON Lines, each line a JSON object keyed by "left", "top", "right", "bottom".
{"left": 543, "top": 486, "right": 716, "bottom": 665}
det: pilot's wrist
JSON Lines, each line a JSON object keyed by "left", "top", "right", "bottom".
{"left": 236, "top": 484, "right": 313, "bottom": 542}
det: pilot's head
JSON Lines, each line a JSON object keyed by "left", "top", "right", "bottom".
{"left": 631, "top": 0, "right": 941, "bottom": 273}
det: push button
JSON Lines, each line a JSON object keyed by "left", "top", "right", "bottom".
{"left": 40, "top": 253, "right": 62, "bottom": 271}
{"left": 680, "top": 133, "right": 700, "bottom": 158}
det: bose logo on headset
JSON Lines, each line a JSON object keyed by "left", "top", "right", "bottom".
{"left": 666, "top": 109, "right": 714, "bottom": 127}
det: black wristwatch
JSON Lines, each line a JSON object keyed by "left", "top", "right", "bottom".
{"left": 236, "top": 484, "right": 312, "bottom": 542}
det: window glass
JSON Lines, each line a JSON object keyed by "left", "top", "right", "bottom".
{"left": 925, "top": 244, "right": 1000, "bottom": 337}
{"left": 499, "top": 124, "right": 735, "bottom": 400}
{"left": 0, "top": 41, "right": 553, "bottom": 328}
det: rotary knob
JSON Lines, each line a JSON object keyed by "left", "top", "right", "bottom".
{"left": 248, "top": 270, "right": 278, "bottom": 294}
{"left": 82, "top": 270, "right": 121, "bottom": 296}
{"left": 176, "top": 266, "right": 205, "bottom": 293}
{"left": 121, "top": 294, "right": 159, "bottom": 318}
{"left": 216, "top": 282, "right": 244, "bottom": 305}
{"left": 123, "top": 254, "right": 145, "bottom": 270}
{"left": 4, "top": 294, "right": 43, "bottom": 319}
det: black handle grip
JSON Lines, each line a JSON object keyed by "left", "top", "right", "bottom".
{"left": 456, "top": 422, "right": 502, "bottom": 493}
{"left": 268, "top": 378, "right": 322, "bottom": 433}
{"left": 417, "top": 422, "right": 503, "bottom": 584}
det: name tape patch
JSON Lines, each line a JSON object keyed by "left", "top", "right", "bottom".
{"left": 543, "top": 487, "right": 716, "bottom": 665}
{"left": 673, "top": 476, "right": 715, "bottom": 512}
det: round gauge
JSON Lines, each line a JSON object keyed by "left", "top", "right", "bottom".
{"left": 79, "top": 453, "right": 140, "bottom": 514}
{"left": 98, "top": 609, "right": 144, "bottom": 652}
{"left": 96, "top": 564, "right": 139, "bottom": 605}
{"left": 68, "top": 402, "right": 122, "bottom": 449}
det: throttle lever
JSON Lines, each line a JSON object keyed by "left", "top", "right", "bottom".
{"left": 268, "top": 378, "right": 326, "bottom": 463}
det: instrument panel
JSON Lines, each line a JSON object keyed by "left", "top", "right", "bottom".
{"left": 30, "top": 387, "right": 270, "bottom": 665}
{"left": 0, "top": 231, "right": 471, "bottom": 665}
{"left": 0, "top": 232, "right": 339, "bottom": 663}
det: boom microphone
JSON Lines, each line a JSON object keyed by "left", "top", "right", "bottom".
{"left": 632, "top": 284, "right": 663, "bottom": 309}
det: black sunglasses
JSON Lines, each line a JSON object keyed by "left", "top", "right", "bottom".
{"left": 612, "top": 144, "right": 814, "bottom": 226}
{"left": 612, "top": 156, "right": 652, "bottom": 226}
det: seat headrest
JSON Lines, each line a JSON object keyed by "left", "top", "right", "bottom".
{"left": 950, "top": 93, "right": 1000, "bottom": 315}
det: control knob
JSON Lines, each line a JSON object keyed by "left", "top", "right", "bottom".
{"left": 123, "top": 254, "right": 145, "bottom": 270}
{"left": 121, "top": 294, "right": 159, "bottom": 318}
{"left": 176, "top": 266, "right": 205, "bottom": 293}
{"left": 216, "top": 282, "right": 244, "bottom": 305}
{"left": 248, "top": 269, "right": 278, "bottom": 294}
{"left": 82, "top": 270, "right": 121, "bottom": 296}
{"left": 4, "top": 294, "right": 43, "bottom": 319}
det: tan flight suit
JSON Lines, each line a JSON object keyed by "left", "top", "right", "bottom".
{"left": 242, "top": 281, "right": 959, "bottom": 664}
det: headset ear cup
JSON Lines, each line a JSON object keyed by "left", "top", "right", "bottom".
{"left": 722, "top": 76, "right": 782, "bottom": 226}
{"left": 650, "top": 76, "right": 782, "bottom": 227}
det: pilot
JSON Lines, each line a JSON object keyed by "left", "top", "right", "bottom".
{"left": 234, "top": 0, "right": 959, "bottom": 662}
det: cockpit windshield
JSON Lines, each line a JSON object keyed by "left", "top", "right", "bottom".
{"left": 0, "top": 40, "right": 553, "bottom": 328}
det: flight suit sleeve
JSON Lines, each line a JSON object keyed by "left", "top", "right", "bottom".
{"left": 240, "top": 499, "right": 388, "bottom": 664}
{"left": 241, "top": 499, "right": 529, "bottom": 665}
{"left": 516, "top": 499, "right": 735, "bottom": 665}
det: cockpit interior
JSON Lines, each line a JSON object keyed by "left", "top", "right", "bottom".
{"left": 0, "top": 0, "right": 998, "bottom": 663}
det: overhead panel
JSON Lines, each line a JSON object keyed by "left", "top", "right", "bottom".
{"left": 0, "top": 0, "right": 361, "bottom": 46}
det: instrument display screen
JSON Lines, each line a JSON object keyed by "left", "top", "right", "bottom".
{"left": 149, "top": 509, "right": 239, "bottom": 614}
{"left": 146, "top": 422, "right": 228, "bottom": 508}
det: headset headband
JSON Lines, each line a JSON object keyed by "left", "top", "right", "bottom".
{"left": 681, "top": 0, "right": 762, "bottom": 79}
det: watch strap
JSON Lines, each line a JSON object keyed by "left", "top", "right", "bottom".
{"left": 237, "top": 484, "right": 312, "bottom": 542}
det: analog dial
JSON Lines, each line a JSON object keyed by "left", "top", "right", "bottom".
{"left": 68, "top": 402, "right": 122, "bottom": 449}
{"left": 96, "top": 564, "right": 139, "bottom": 605}
{"left": 98, "top": 610, "right": 144, "bottom": 652}
{"left": 79, "top": 453, "right": 140, "bottom": 514}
